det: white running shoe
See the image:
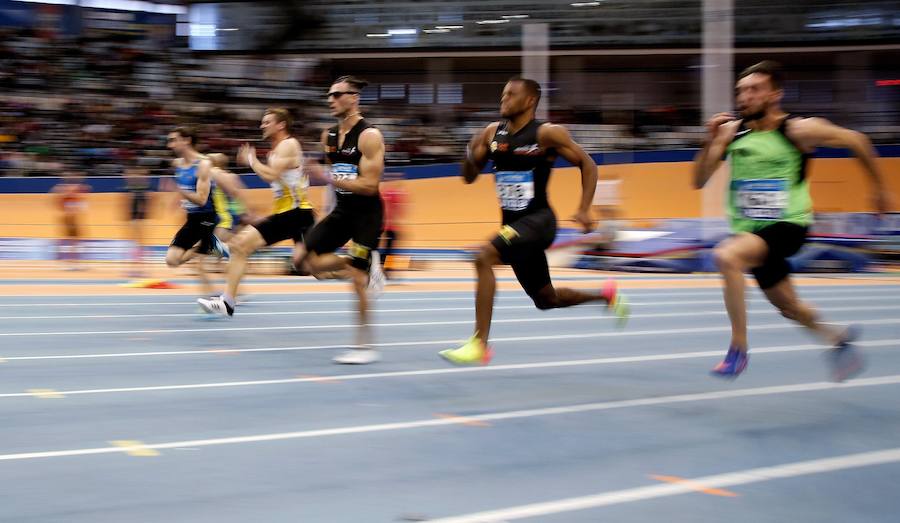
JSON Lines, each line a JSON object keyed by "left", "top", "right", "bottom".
{"left": 367, "top": 250, "right": 386, "bottom": 299}
{"left": 332, "top": 348, "right": 380, "bottom": 365}
{"left": 197, "top": 296, "right": 234, "bottom": 317}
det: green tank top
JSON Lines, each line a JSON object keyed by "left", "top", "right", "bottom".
{"left": 725, "top": 117, "right": 813, "bottom": 233}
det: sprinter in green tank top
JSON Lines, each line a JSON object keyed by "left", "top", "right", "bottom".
{"left": 694, "top": 61, "right": 892, "bottom": 381}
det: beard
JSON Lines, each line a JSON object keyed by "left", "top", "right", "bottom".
{"left": 501, "top": 107, "right": 521, "bottom": 119}
{"left": 742, "top": 110, "right": 765, "bottom": 122}
{"left": 740, "top": 102, "right": 768, "bottom": 122}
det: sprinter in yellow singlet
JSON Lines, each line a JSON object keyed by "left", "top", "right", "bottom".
{"left": 198, "top": 108, "right": 315, "bottom": 317}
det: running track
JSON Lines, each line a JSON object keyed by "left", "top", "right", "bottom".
{"left": 1, "top": 261, "right": 899, "bottom": 522}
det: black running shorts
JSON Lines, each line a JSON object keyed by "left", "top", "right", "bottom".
{"left": 171, "top": 211, "right": 219, "bottom": 253}
{"left": 254, "top": 207, "right": 315, "bottom": 246}
{"left": 305, "top": 204, "right": 384, "bottom": 271}
{"left": 750, "top": 221, "right": 808, "bottom": 289}
{"left": 490, "top": 207, "right": 558, "bottom": 298}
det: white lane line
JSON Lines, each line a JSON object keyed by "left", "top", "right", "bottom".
{"left": 0, "top": 297, "right": 481, "bottom": 308}
{"left": 1, "top": 339, "right": 896, "bottom": 399}
{"left": 1, "top": 295, "right": 896, "bottom": 321}
{"left": 1, "top": 304, "right": 899, "bottom": 337}
{"left": 2, "top": 323, "right": 898, "bottom": 362}
{"left": 429, "top": 447, "right": 900, "bottom": 522}
{"left": 0, "top": 305, "right": 538, "bottom": 320}
{"left": 0, "top": 285, "right": 895, "bottom": 308}
{"left": 1, "top": 374, "right": 899, "bottom": 462}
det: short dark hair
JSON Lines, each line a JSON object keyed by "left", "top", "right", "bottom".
{"left": 264, "top": 107, "right": 293, "bottom": 132}
{"left": 173, "top": 126, "right": 197, "bottom": 146}
{"left": 508, "top": 76, "right": 542, "bottom": 104}
{"left": 738, "top": 61, "right": 784, "bottom": 90}
{"left": 334, "top": 75, "right": 369, "bottom": 92}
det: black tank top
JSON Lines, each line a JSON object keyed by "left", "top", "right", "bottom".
{"left": 488, "top": 119, "right": 556, "bottom": 223}
{"left": 326, "top": 118, "right": 381, "bottom": 210}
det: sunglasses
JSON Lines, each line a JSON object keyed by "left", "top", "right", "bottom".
{"left": 327, "top": 91, "right": 359, "bottom": 99}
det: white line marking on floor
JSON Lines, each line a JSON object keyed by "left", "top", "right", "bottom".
{"left": 429, "top": 447, "right": 900, "bottom": 522}
{"left": 0, "top": 285, "right": 895, "bottom": 308}
{"left": 1, "top": 374, "right": 899, "bottom": 462}
{"left": 109, "top": 440, "right": 159, "bottom": 457}
{"left": 1, "top": 321, "right": 898, "bottom": 362}
{"left": 24, "top": 388, "right": 64, "bottom": 399}
{"left": 1, "top": 304, "right": 898, "bottom": 337}
{"left": 1, "top": 295, "right": 895, "bottom": 320}
{"left": 1, "top": 339, "right": 896, "bottom": 399}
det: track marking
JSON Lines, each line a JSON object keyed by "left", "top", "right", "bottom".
{"left": 26, "top": 389, "right": 64, "bottom": 399}
{"left": 1, "top": 375, "right": 899, "bottom": 462}
{"left": 296, "top": 374, "right": 342, "bottom": 384}
{"left": 649, "top": 474, "right": 739, "bottom": 497}
{"left": 430, "top": 448, "right": 900, "bottom": 522}
{"left": 0, "top": 338, "right": 897, "bottom": 399}
{"left": 0, "top": 285, "right": 896, "bottom": 308}
{"left": 1, "top": 294, "right": 896, "bottom": 320}
{"left": 434, "top": 413, "right": 491, "bottom": 427}
{"left": 109, "top": 441, "right": 159, "bottom": 457}
{"left": 1, "top": 304, "right": 898, "bottom": 337}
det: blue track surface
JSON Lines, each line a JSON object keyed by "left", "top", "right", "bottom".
{"left": 2, "top": 281, "right": 899, "bottom": 522}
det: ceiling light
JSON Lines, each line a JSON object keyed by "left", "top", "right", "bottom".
{"left": 501, "top": 14, "right": 530, "bottom": 19}
{"left": 423, "top": 29, "right": 451, "bottom": 33}
{"left": 435, "top": 25, "right": 464, "bottom": 30}
{"left": 387, "top": 28, "right": 418, "bottom": 35}
{"left": 476, "top": 19, "right": 511, "bottom": 25}
{"left": 366, "top": 33, "right": 391, "bottom": 37}
{"left": 571, "top": 1, "right": 601, "bottom": 6}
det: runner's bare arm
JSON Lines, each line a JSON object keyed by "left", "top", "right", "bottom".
{"left": 461, "top": 122, "right": 499, "bottom": 184}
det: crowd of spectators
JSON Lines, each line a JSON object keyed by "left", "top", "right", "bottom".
{"left": 2, "top": 27, "right": 897, "bottom": 178}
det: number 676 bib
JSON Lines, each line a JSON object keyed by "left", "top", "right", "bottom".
{"left": 495, "top": 170, "right": 535, "bottom": 211}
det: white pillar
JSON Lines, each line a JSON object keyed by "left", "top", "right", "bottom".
{"left": 522, "top": 23, "right": 550, "bottom": 121}
{"left": 427, "top": 57, "right": 452, "bottom": 122}
{"left": 701, "top": 0, "right": 734, "bottom": 239}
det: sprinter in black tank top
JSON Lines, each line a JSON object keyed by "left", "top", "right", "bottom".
{"left": 439, "top": 77, "right": 631, "bottom": 366}
{"left": 302, "top": 75, "right": 386, "bottom": 365}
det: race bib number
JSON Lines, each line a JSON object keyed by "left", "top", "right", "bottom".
{"left": 736, "top": 179, "right": 788, "bottom": 220}
{"left": 495, "top": 170, "right": 535, "bottom": 211}
{"left": 177, "top": 183, "right": 198, "bottom": 210}
{"left": 331, "top": 163, "right": 358, "bottom": 195}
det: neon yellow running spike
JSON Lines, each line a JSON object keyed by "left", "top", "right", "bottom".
{"left": 439, "top": 335, "right": 493, "bottom": 366}
{"left": 610, "top": 293, "right": 630, "bottom": 328}
{"left": 602, "top": 280, "right": 630, "bottom": 328}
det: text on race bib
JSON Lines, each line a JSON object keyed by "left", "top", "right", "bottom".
{"left": 495, "top": 170, "right": 535, "bottom": 211}
{"left": 735, "top": 179, "right": 788, "bottom": 220}
{"left": 332, "top": 163, "right": 359, "bottom": 195}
